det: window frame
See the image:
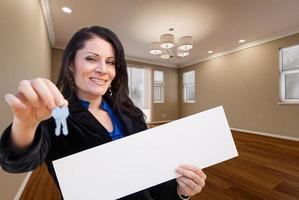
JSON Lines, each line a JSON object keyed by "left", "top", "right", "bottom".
{"left": 127, "top": 65, "right": 152, "bottom": 122}
{"left": 153, "top": 70, "right": 165, "bottom": 103}
{"left": 127, "top": 66, "right": 145, "bottom": 107}
{"left": 279, "top": 44, "right": 299, "bottom": 104}
{"left": 183, "top": 70, "right": 196, "bottom": 103}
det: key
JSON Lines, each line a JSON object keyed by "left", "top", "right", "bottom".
{"left": 52, "top": 105, "right": 69, "bottom": 136}
{"left": 60, "top": 106, "right": 69, "bottom": 136}
{"left": 52, "top": 107, "right": 63, "bottom": 136}
{"left": 54, "top": 117, "right": 62, "bottom": 136}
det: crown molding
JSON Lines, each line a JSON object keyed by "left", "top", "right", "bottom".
{"left": 40, "top": 0, "right": 55, "bottom": 46}
{"left": 181, "top": 26, "right": 299, "bottom": 68}
{"left": 53, "top": 44, "right": 65, "bottom": 50}
{"left": 125, "top": 55, "right": 179, "bottom": 68}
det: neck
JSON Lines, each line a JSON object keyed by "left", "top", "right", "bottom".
{"left": 88, "top": 97, "right": 102, "bottom": 110}
{"left": 77, "top": 93, "right": 103, "bottom": 110}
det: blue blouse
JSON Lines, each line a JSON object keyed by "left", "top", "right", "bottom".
{"left": 79, "top": 99, "right": 124, "bottom": 141}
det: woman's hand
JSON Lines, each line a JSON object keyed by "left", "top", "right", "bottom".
{"left": 4, "top": 78, "right": 67, "bottom": 147}
{"left": 176, "top": 164, "right": 207, "bottom": 198}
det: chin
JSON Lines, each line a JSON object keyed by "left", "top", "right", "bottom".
{"left": 92, "top": 89, "right": 108, "bottom": 97}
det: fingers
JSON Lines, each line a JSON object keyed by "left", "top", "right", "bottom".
{"left": 177, "top": 176, "right": 198, "bottom": 192}
{"left": 13, "top": 78, "right": 67, "bottom": 110}
{"left": 44, "top": 79, "right": 68, "bottom": 107}
{"left": 177, "top": 176, "right": 203, "bottom": 196}
{"left": 30, "top": 78, "right": 57, "bottom": 109}
{"left": 178, "top": 164, "right": 207, "bottom": 180}
{"left": 176, "top": 164, "right": 207, "bottom": 197}
{"left": 18, "top": 80, "right": 41, "bottom": 107}
{"left": 176, "top": 178, "right": 192, "bottom": 196}
{"left": 176, "top": 167, "right": 199, "bottom": 184}
{"left": 5, "top": 93, "right": 26, "bottom": 112}
{"left": 176, "top": 165, "right": 206, "bottom": 186}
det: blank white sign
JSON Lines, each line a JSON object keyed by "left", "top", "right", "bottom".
{"left": 53, "top": 106, "right": 238, "bottom": 200}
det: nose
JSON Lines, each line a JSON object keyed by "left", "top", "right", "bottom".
{"left": 95, "top": 60, "right": 107, "bottom": 74}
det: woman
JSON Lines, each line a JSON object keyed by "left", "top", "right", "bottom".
{"left": 0, "top": 26, "right": 206, "bottom": 199}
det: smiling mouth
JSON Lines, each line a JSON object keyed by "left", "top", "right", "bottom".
{"left": 90, "top": 77, "right": 107, "bottom": 85}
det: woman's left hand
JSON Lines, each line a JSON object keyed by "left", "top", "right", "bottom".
{"left": 176, "top": 164, "right": 207, "bottom": 197}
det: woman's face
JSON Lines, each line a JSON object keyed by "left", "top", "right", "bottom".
{"left": 73, "top": 36, "right": 116, "bottom": 100}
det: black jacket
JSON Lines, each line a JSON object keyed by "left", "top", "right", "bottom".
{"left": 0, "top": 95, "right": 181, "bottom": 200}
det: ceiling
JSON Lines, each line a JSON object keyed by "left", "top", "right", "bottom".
{"left": 42, "top": 0, "right": 299, "bottom": 68}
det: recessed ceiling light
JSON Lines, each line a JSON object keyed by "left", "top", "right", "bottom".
{"left": 62, "top": 7, "right": 72, "bottom": 14}
{"left": 238, "top": 39, "right": 246, "bottom": 43}
{"left": 208, "top": 51, "right": 213, "bottom": 54}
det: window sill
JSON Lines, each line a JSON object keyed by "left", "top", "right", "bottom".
{"left": 278, "top": 101, "right": 299, "bottom": 105}
{"left": 183, "top": 101, "right": 196, "bottom": 103}
{"left": 154, "top": 101, "right": 164, "bottom": 104}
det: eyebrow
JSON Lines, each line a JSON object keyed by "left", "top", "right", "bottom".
{"left": 85, "top": 52, "right": 115, "bottom": 59}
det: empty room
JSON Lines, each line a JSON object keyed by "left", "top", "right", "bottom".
{"left": 0, "top": 0, "right": 298, "bottom": 200}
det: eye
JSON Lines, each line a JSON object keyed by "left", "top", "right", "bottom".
{"left": 86, "top": 57, "right": 96, "bottom": 62}
{"left": 106, "top": 61, "right": 115, "bottom": 65}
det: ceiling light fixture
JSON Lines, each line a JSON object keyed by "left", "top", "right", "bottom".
{"left": 178, "top": 36, "right": 193, "bottom": 51}
{"left": 177, "top": 48, "right": 189, "bottom": 57}
{"left": 62, "top": 7, "right": 72, "bottom": 13}
{"left": 149, "top": 42, "right": 162, "bottom": 55}
{"left": 238, "top": 39, "right": 246, "bottom": 43}
{"left": 149, "top": 28, "right": 193, "bottom": 59}
{"left": 208, "top": 51, "right": 213, "bottom": 54}
{"left": 160, "top": 34, "right": 175, "bottom": 49}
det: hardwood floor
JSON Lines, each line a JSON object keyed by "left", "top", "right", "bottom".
{"left": 19, "top": 130, "right": 299, "bottom": 200}
{"left": 192, "top": 131, "right": 299, "bottom": 200}
{"left": 20, "top": 164, "right": 60, "bottom": 200}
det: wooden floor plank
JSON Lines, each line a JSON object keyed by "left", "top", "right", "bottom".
{"left": 224, "top": 186, "right": 263, "bottom": 200}
{"left": 274, "top": 182, "right": 299, "bottom": 199}
{"left": 191, "top": 131, "right": 299, "bottom": 200}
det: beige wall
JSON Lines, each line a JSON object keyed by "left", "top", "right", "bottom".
{"left": 51, "top": 48, "right": 63, "bottom": 82}
{"left": 0, "top": 0, "right": 51, "bottom": 199}
{"left": 180, "top": 33, "right": 299, "bottom": 138}
{"left": 51, "top": 49, "right": 180, "bottom": 122}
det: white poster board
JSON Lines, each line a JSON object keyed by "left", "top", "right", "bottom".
{"left": 53, "top": 106, "right": 238, "bottom": 200}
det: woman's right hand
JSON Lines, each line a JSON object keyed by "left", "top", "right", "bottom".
{"left": 4, "top": 78, "right": 68, "bottom": 148}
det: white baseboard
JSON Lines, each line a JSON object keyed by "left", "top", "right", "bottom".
{"left": 14, "top": 172, "right": 32, "bottom": 200}
{"left": 231, "top": 127, "right": 299, "bottom": 141}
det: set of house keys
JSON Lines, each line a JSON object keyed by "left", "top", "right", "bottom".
{"left": 52, "top": 105, "right": 69, "bottom": 136}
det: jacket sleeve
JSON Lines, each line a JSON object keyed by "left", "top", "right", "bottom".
{"left": 0, "top": 119, "right": 54, "bottom": 173}
{"left": 148, "top": 179, "right": 181, "bottom": 200}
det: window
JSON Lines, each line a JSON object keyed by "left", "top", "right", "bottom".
{"left": 127, "top": 67, "right": 144, "bottom": 108}
{"left": 154, "top": 70, "right": 164, "bottom": 103}
{"left": 183, "top": 70, "right": 195, "bottom": 103}
{"left": 127, "top": 66, "right": 151, "bottom": 121}
{"left": 280, "top": 44, "right": 299, "bottom": 103}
